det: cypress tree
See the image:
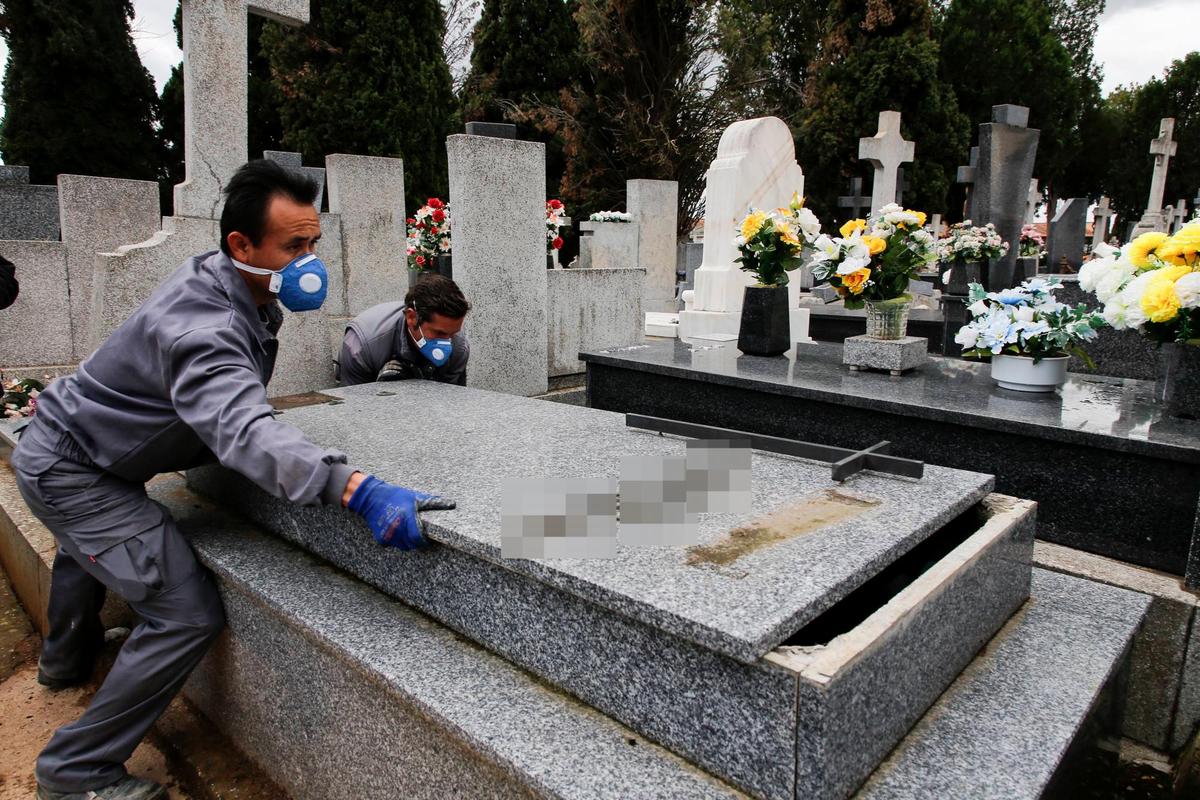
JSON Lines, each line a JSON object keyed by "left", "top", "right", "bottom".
{"left": 798, "top": 0, "right": 969, "bottom": 219}
{"left": 260, "top": 0, "right": 456, "bottom": 214}
{"left": 0, "top": 0, "right": 164, "bottom": 184}
{"left": 461, "top": 0, "right": 580, "bottom": 201}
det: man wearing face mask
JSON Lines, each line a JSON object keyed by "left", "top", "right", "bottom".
{"left": 337, "top": 274, "right": 471, "bottom": 387}
{"left": 11, "top": 160, "right": 454, "bottom": 800}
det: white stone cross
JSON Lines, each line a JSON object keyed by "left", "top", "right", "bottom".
{"left": 1025, "top": 179, "right": 1040, "bottom": 223}
{"left": 1091, "top": 196, "right": 1113, "bottom": 248}
{"left": 174, "top": 0, "right": 310, "bottom": 219}
{"left": 1173, "top": 199, "right": 1188, "bottom": 233}
{"left": 858, "top": 111, "right": 914, "bottom": 215}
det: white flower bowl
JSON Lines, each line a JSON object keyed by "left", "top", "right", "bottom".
{"left": 990, "top": 354, "right": 1069, "bottom": 393}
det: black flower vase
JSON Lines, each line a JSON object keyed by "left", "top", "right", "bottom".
{"left": 436, "top": 254, "right": 453, "bottom": 280}
{"left": 1157, "top": 342, "right": 1200, "bottom": 420}
{"left": 737, "top": 285, "right": 790, "bottom": 356}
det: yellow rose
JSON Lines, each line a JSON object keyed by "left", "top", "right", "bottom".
{"left": 790, "top": 191, "right": 805, "bottom": 211}
{"left": 1159, "top": 223, "right": 1200, "bottom": 263}
{"left": 840, "top": 219, "right": 867, "bottom": 238}
{"left": 909, "top": 211, "right": 927, "bottom": 227}
{"left": 841, "top": 268, "right": 871, "bottom": 294}
{"left": 774, "top": 220, "right": 800, "bottom": 247}
{"left": 1127, "top": 231, "right": 1170, "bottom": 269}
{"left": 740, "top": 211, "right": 768, "bottom": 240}
{"left": 861, "top": 235, "right": 886, "bottom": 256}
{"left": 1140, "top": 269, "right": 1189, "bottom": 323}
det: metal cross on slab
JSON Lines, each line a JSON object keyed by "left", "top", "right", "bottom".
{"left": 859, "top": 111, "right": 915, "bottom": 215}
{"left": 175, "top": 0, "right": 310, "bottom": 219}
{"left": 838, "top": 177, "right": 871, "bottom": 219}
{"left": 625, "top": 415, "right": 925, "bottom": 483}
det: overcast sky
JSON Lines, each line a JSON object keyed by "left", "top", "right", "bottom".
{"left": 0, "top": 1, "right": 1196, "bottom": 111}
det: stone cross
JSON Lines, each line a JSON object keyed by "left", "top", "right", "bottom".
{"left": 970, "top": 104, "right": 1039, "bottom": 290}
{"left": 1091, "top": 196, "right": 1113, "bottom": 249}
{"left": 956, "top": 146, "right": 979, "bottom": 218}
{"left": 1163, "top": 204, "right": 1175, "bottom": 232}
{"left": 1025, "top": 179, "right": 1040, "bottom": 224}
{"left": 174, "top": 0, "right": 310, "bottom": 219}
{"left": 1131, "top": 118, "right": 1178, "bottom": 235}
{"left": 837, "top": 176, "right": 870, "bottom": 219}
{"left": 858, "top": 111, "right": 914, "bottom": 214}
{"left": 1173, "top": 200, "right": 1188, "bottom": 233}
{"left": 1194, "top": 189, "right": 1200, "bottom": 216}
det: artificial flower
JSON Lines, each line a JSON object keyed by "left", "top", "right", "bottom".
{"left": 841, "top": 268, "right": 871, "bottom": 294}
{"left": 839, "top": 218, "right": 866, "bottom": 238}
{"left": 861, "top": 235, "right": 886, "bottom": 256}
{"left": 1127, "top": 231, "right": 1169, "bottom": 269}
{"left": 1173, "top": 271, "right": 1200, "bottom": 308}
{"left": 741, "top": 211, "right": 769, "bottom": 240}
{"left": 1159, "top": 223, "right": 1200, "bottom": 262}
{"left": 1141, "top": 275, "right": 1183, "bottom": 323}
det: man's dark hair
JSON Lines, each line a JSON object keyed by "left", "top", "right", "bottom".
{"left": 219, "top": 159, "right": 319, "bottom": 255}
{"left": 405, "top": 274, "right": 470, "bottom": 323}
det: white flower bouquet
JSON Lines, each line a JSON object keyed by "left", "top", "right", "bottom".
{"left": 938, "top": 221, "right": 1009, "bottom": 263}
{"left": 954, "top": 278, "right": 1104, "bottom": 363}
{"left": 588, "top": 211, "right": 632, "bottom": 223}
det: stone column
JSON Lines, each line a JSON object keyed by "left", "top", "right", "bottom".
{"left": 447, "top": 134, "right": 548, "bottom": 396}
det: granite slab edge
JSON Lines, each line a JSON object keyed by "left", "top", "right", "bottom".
{"left": 580, "top": 350, "right": 1200, "bottom": 464}
{"left": 155, "top": 478, "right": 748, "bottom": 800}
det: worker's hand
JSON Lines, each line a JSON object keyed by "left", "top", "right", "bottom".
{"left": 346, "top": 475, "right": 456, "bottom": 549}
{"left": 377, "top": 359, "right": 416, "bottom": 382}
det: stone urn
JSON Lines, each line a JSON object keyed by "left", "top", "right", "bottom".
{"left": 1156, "top": 342, "right": 1200, "bottom": 420}
{"left": 737, "top": 285, "right": 790, "bottom": 356}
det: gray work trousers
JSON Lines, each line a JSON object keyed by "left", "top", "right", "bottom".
{"left": 11, "top": 421, "right": 225, "bottom": 793}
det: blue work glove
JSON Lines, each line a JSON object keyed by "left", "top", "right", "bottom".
{"left": 347, "top": 475, "right": 456, "bottom": 549}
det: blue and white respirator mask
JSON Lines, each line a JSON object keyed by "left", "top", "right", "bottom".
{"left": 234, "top": 252, "right": 328, "bottom": 312}
{"left": 411, "top": 305, "right": 453, "bottom": 367}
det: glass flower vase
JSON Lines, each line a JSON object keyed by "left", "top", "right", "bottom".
{"left": 863, "top": 296, "right": 913, "bottom": 340}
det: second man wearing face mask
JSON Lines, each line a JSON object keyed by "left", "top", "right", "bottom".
{"left": 337, "top": 274, "right": 471, "bottom": 387}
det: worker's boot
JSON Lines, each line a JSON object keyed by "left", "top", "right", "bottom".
{"left": 37, "top": 775, "right": 166, "bottom": 800}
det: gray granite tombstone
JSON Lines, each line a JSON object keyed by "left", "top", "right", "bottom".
{"left": 465, "top": 121, "right": 517, "bottom": 139}
{"left": 1047, "top": 199, "right": 1087, "bottom": 273}
{"left": 956, "top": 146, "right": 978, "bottom": 218}
{"left": 0, "top": 164, "right": 60, "bottom": 241}
{"left": 970, "top": 105, "right": 1039, "bottom": 290}
{"left": 263, "top": 150, "right": 326, "bottom": 211}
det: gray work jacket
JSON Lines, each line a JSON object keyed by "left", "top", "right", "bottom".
{"left": 23, "top": 250, "right": 354, "bottom": 513}
{"left": 337, "top": 301, "right": 469, "bottom": 386}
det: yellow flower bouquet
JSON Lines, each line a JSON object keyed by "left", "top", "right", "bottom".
{"left": 733, "top": 193, "right": 822, "bottom": 286}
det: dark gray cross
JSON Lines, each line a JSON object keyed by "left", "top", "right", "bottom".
{"left": 956, "top": 146, "right": 979, "bottom": 216}
{"left": 894, "top": 167, "right": 911, "bottom": 206}
{"left": 838, "top": 177, "right": 871, "bottom": 219}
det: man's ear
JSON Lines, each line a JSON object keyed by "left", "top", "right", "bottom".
{"left": 227, "top": 231, "right": 253, "bottom": 262}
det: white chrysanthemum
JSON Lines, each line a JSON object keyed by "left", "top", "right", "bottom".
{"left": 1174, "top": 272, "right": 1200, "bottom": 308}
{"left": 1095, "top": 268, "right": 1132, "bottom": 303}
{"left": 1102, "top": 297, "right": 1145, "bottom": 330}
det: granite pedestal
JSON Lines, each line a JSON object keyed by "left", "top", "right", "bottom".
{"left": 581, "top": 339, "right": 1200, "bottom": 589}
{"left": 842, "top": 336, "right": 929, "bottom": 375}
{"left": 189, "top": 382, "right": 1033, "bottom": 800}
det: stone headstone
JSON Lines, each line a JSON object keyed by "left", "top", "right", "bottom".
{"left": 174, "top": 0, "right": 309, "bottom": 219}
{"left": 57, "top": 175, "right": 161, "bottom": 360}
{"left": 447, "top": 134, "right": 548, "bottom": 396}
{"left": 578, "top": 221, "right": 639, "bottom": 269}
{"left": 1026, "top": 179, "right": 1040, "bottom": 224}
{"left": 264, "top": 150, "right": 326, "bottom": 210}
{"left": 1091, "top": 196, "right": 1113, "bottom": 250}
{"left": 1048, "top": 198, "right": 1087, "bottom": 273}
{"left": 627, "top": 179, "right": 679, "bottom": 314}
{"left": 838, "top": 176, "right": 870, "bottom": 220}
{"left": 1131, "top": 118, "right": 1178, "bottom": 236}
{"left": 326, "top": 154, "right": 407, "bottom": 317}
{"left": 956, "top": 146, "right": 979, "bottom": 218}
{"left": 681, "top": 117, "right": 804, "bottom": 323}
{"left": 970, "top": 105, "right": 1039, "bottom": 290}
{"left": 0, "top": 241, "right": 73, "bottom": 365}
{"left": 858, "top": 111, "right": 915, "bottom": 215}
{"left": 894, "top": 167, "right": 911, "bottom": 206}
{"left": 0, "top": 165, "right": 60, "bottom": 241}
{"left": 464, "top": 121, "right": 517, "bottom": 139}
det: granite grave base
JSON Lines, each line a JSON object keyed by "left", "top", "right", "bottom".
{"left": 842, "top": 336, "right": 929, "bottom": 375}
